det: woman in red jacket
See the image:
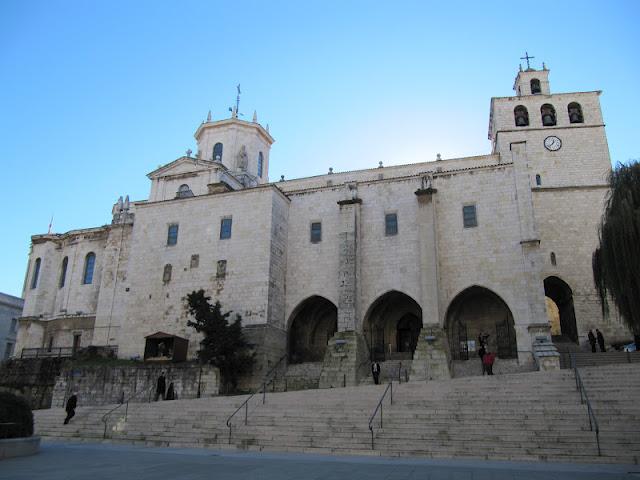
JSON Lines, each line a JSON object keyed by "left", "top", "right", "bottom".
{"left": 482, "top": 351, "right": 496, "bottom": 376}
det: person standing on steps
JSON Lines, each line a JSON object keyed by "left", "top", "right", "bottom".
{"left": 155, "top": 372, "right": 166, "bottom": 401}
{"left": 478, "top": 332, "right": 487, "bottom": 375}
{"left": 596, "top": 329, "right": 606, "bottom": 352}
{"left": 588, "top": 330, "right": 597, "bottom": 353}
{"left": 371, "top": 361, "right": 381, "bottom": 385}
{"left": 64, "top": 391, "right": 78, "bottom": 425}
{"left": 483, "top": 351, "right": 496, "bottom": 376}
{"left": 165, "top": 382, "right": 175, "bottom": 400}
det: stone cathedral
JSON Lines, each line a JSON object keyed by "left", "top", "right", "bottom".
{"left": 14, "top": 63, "right": 632, "bottom": 386}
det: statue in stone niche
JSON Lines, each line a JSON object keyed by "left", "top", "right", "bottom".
{"left": 421, "top": 174, "right": 433, "bottom": 190}
{"left": 237, "top": 145, "right": 248, "bottom": 171}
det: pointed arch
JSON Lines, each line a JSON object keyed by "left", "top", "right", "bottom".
{"left": 363, "top": 290, "right": 422, "bottom": 361}
{"left": 445, "top": 285, "right": 517, "bottom": 360}
{"left": 544, "top": 276, "right": 578, "bottom": 343}
{"left": 287, "top": 295, "right": 337, "bottom": 364}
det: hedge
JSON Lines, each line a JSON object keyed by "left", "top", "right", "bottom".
{"left": 0, "top": 391, "right": 34, "bottom": 439}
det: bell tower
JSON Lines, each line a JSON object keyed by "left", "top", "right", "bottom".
{"left": 488, "top": 59, "right": 610, "bottom": 188}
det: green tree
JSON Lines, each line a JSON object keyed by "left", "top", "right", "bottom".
{"left": 186, "top": 290, "right": 254, "bottom": 392}
{"left": 592, "top": 160, "right": 640, "bottom": 342}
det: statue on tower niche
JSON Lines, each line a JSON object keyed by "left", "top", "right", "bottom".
{"left": 237, "top": 145, "right": 248, "bottom": 171}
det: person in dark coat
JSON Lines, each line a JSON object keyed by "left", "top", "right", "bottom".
{"left": 588, "top": 330, "right": 597, "bottom": 353}
{"left": 155, "top": 372, "right": 166, "bottom": 401}
{"left": 371, "top": 362, "right": 381, "bottom": 385}
{"left": 165, "top": 382, "right": 175, "bottom": 400}
{"left": 596, "top": 329, "right": 606, "bottom": 352}
{"left": 64, "top": 392, "right": 78, "bottom": 425}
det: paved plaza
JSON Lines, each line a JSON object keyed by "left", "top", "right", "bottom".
{"left": 1, "top": 441, "right": 637, "bottom": 480}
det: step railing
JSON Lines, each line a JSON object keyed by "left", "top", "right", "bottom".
{"left": 101, "top": 385, "right": 154, "bottom": 439}
{"left": 368, "top": 381, "right": 393, "bottom": 450}
{"left": 570, "top": 353, "right": 601, "bottom": 456}
{"left": 225, "top": 354, "right": 287, "bottom": 444}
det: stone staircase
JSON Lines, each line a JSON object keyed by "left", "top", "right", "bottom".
{"left": 34, "top": 364, "right": 640, "bottom": 464}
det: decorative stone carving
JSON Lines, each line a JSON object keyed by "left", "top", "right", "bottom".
{"left": 237, "top": 145, "right": 248, "bottom": 171}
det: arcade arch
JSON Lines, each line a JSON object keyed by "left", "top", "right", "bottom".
{"left": 363, "top": 291, "right": 422, "bottom": 361}
{"left": 287, "top": 296, "right": 337, "bottom": 364}
{"left": 445, "top": 286, "right": 517, "bottom": 360}
{"left": 544, "top": 276, "right": 578, "bottom": 343}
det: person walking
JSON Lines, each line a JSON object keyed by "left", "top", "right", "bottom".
{"left": 588, "top": 330, "right": 597, "bottom": 353}
{"left": 478, "top": 340, "right": 487, "bottom": 375}
{"left": 64, "top": 391, "right": 78, "bottom": 425}
{"left": 596, "top": 329, "right": 606, "bottom": 352}
{"left": 155, "top": 372, "right": 166, "bottom": 401}
{"left": 371, "top": 361, "right": 381, "bottom": 385}
{"left": 483, "top": 351, "right": 496, "bottom": 376}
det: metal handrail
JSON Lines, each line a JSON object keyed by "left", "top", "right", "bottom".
{"left": 368, "top": 381, "right": 393, "bottom": 450}
{"left": 101, "top": 385, "right": 154, "bottom": 439}
{"left": 570, "top": 353, "right": 601, "bottom": 455}
{"left": 225, "top": 354, "right": 287, "bottom": 444}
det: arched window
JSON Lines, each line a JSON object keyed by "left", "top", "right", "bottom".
{"left": 163, "top": 264, "right": 172, "bottom": 283}
{"left": 514, "top": 106, "right": 529, "bottom": 127}
{"left": 213, "top": 143, "right": 223, "bottom": 162}
{"left": 530, "top": 78, "right": 541, "bottom": 94}
{"left": 82, "top": 253, "right": 96, "bottom": 285}
{"left": 176, "top": 184, "right": 193, "bottom": 198}
{"left": 550, "top": 252, "right": 557, "bottom": 266}
{"left": 59, "top": 256, "right": 68, "bottom": 288}
{"left": 541, "top": 104, "right": 556, "bottom": 126}
{"left": 535, "top": 174, "right": 542, "bottom": 186}
{"left": 30, "top": 258, "right": 41, "bottom": 289}
{"left": 257, "top": 152, "right": 264, "bottom": 177}
{"left": 568, "top": 102, "right": 584, "bottom": 124}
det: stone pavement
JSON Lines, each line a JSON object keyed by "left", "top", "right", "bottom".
{"left": 1, "top": 441, "right": 637, "bottom": 480}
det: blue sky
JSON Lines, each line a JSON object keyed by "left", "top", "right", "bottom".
{"left": 1, "top": 0, "right": 638, "bottom": 297}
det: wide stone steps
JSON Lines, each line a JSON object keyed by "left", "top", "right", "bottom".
{"left": 34, "top": 364, "right": 640, "bottom": 464}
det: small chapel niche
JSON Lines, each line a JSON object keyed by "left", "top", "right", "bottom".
{"left": 216, "top": 260, "right": 227, "bottom": 278}
{"left": 541, "top": 104, "right": 557, "bottom": 126}
{"left": 530, "top": 78, "right": 541, "bottom": 94}
{"left": 514, "top": 106, "right": 529, "bottom": 127}
{"left": 568, "top": 102, "right": 584, "bottom": 124}
{"left": 163, "top": 264, "right": 172, "bottom": 283}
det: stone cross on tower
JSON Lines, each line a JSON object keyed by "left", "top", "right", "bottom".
{"left": 520, "top": 51, "right": 535, "bottom": 70}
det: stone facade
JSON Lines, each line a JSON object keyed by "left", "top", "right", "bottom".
{"left": 0, "top": 293, "right": 22, "bottom": 360}
{"left": 15, "top": 65, "right": 632, "bottom": 388}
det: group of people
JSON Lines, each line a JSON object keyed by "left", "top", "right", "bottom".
{"left": 155, "top": 372, "right": 176, "bottom": 401}
{"left": 587, "top": 329, "right": 606, "bottom": 353}
{"left": 477, "top": 332, "right": 496, "bottom": 376}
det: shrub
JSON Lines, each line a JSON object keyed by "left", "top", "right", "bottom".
{"left": 0, "top": 391, "right": 34, "bottom": 439}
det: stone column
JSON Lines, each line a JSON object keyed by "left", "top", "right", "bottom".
{"left": 410, "top": 182, "right": 451, "bottom": 381}
{"left": 510, "top": 142, "right": 557, "bottom": 367}
{"left": 319, "top": 186, "right": 367, "bottom": 387}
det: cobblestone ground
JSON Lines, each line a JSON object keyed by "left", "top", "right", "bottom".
{"left": 1, "top": 441, "right": 636, "bottom": 480}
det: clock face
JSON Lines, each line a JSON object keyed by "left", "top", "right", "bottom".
{"left": 544, "top": 136, "right": 562, "bottom": 151}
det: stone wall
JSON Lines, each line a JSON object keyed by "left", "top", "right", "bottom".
{"left": 50, "top": 363, "right": 219, "bottom": 408}
{"left": 0, "top": 358, "right": 67, "bottom": 409}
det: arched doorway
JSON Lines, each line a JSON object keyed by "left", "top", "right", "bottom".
{"left": 446, "top": 286, "right": 517, "bottom": 360}
{"left": 544, "top": 276, "right": 578, "bottom": 343}
{"left": 364, "top": 291, "right": 422, "bottom": 361}
{"left": 288, "top": 296, "right": 337, "bottom": 364}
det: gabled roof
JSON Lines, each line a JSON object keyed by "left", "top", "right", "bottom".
{"left": 146, "top": 156, "right": 223, "bottom": 179}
